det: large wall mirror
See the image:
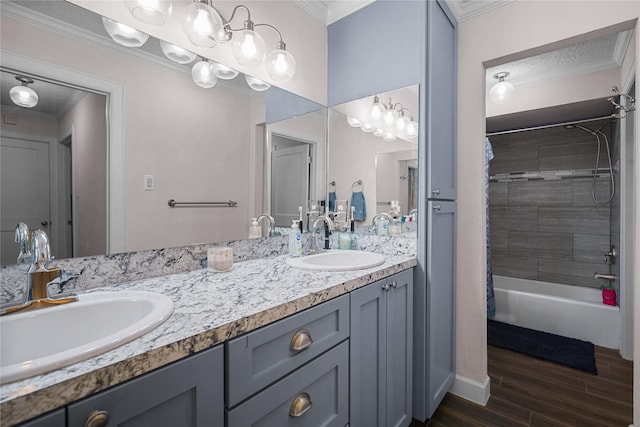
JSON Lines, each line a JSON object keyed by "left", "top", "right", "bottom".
{"left": 0, "top": 0, "right": 327, "bottom": 265}
{"left": 327, "top": 84, "right": 419, "bottom": 227}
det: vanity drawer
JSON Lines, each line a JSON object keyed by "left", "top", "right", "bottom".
{"left": 226, "top": 340, "right": 349, "bottom": 427}
{"left": 226, "top": 294, "right": 349, "bottom": 406}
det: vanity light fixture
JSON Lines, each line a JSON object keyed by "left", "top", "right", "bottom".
{"left": 191, "top": 59, "right": 217, "bottom": 88}
{"left": 180, "top": 1, "right": 296, "bottom": 82}
{"left": 244, "top": 74, "right": 270, "bottom": 91}
{"left": 159, "top": 40, "right": 197, "bottom": 64}
{"left": 102, "top": 16, "right": 149, "bottom": 47}
{"left": 9, "top": 76, "right": 38, "bottom": 108}
{"left": 489, "top": 71, "right": 514, "bottom": 104}
{"left": 211, "top": 61, "right": 239, "bottom": 80}
{"left": 182, "top": 0, "right": 225, "bottom": 48}
{"left": 126, "top": 0, "right": 172, "bottom": 26}
{"left": 349, "top": 95, "right": 418, "bottom": 141}
{"left": 347, "top": 116, "right": 363, "bottom": 127}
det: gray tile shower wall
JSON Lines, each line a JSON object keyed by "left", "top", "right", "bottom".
{"left": 488, "top": 125, "right": 613, "bottom": 288}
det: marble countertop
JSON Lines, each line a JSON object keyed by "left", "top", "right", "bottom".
{"left": 1, "top": 252, "right": 416, "bottom": 425}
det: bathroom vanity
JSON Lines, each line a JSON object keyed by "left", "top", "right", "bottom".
{"left": 1, "top": 252, "right": 415, "bottom": 426}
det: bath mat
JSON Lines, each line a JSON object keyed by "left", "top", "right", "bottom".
{"left": 488, "top": 320, "right": 597, "bottom": 374}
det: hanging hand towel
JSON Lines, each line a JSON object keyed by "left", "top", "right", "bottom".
{"left": 328, "top": 191, "right": 336, "bottom": 212}
{"left": 351, "top": 191, "right": 366, "bottom": 221}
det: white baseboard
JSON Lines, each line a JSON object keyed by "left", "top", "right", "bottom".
{"left": 449, "top": 374, "right": 491, "bottom": 406}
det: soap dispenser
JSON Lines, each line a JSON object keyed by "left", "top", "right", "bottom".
{"left": 248, "top": 218, "right": 262, "bottom": 239}
{"left": 289, "top": 220, "right": 302, "bottom": 256}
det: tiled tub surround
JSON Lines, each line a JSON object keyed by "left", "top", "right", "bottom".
{"left": 0, "top": 236, "right": 416, "bottom": 425}
{"left": 488, "top": 124, "right": 614, "bottom": 289}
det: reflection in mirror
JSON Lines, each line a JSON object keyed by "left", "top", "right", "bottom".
{"left": 0, "top": 70, "right": 107, "bottom": 264}
{"left": 328, "top": 84, "right": 419, "bottom": 226}
{"left": 0, "top": 0, "right": 326, "bottom": 265}
{"left": 267, "top": 109, "right": 327, "bottom": 228}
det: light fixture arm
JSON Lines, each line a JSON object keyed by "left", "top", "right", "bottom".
{"left": 608, "top": 85, "right": 636, "bottom": 118}
{"left": 223, "top": 4, "right": 252, "bottom": 32}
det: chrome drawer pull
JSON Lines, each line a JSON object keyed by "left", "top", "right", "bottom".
{"left": 289, "top": 392, "right": 312, "bottom": 417}
{"left": 85, "top": 410, "right": 109, "bottom": 427}
{"left": 290, "top": 329, "right": 313, "bottom": 352}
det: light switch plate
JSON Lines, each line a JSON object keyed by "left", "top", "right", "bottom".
{"left": 144, "top": 175, "right": 154, "bottom": 190}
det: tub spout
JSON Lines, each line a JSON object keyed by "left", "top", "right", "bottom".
{"left": 593, "top": 273, "right": 616, "bottom": 281}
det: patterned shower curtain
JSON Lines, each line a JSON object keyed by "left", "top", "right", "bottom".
{"left": 486, "top": 138, "right": 495, "bottom": 318}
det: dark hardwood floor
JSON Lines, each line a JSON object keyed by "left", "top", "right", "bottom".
{"left": 412, "top": 345, "right": 633, "bottom": 426}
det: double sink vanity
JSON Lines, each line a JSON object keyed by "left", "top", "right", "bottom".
{"left": 1, "top": 235, "right": 416, "bottom": 426}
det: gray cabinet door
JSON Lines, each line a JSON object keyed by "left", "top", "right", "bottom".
{"left": 350, "top": 271, "right": 413, "bottom": 427}
{"left": 350, "top": 279, "right": 387, "bottom": 427}
{"left": 424, "top": 0, "right": 457, "bottom": 201}
{"left": 425, "top": 201, "right": 456, "bottom": 417}
{"left": 67, "top": 346, "right": 223, "bottom": 427}
{"left": 17, "top": 408, "right": 65, "bottom": 427}
{"left": 386, "top": 269, "right": 414, "bottom": 427}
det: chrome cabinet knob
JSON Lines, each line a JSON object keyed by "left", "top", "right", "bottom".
{"left": 289, "top": 392, "right": 312, "bottom": 417}
{"left": 433, "top": 204, "right": 441, "bottom": 211}
{"left": 432, "top": 189, "right": 440, "bottom": 195}
{"left": 382, "top": 283, "right": 390, "bottom": 291}
{"left": 85, "top": 410, "right": 109, "bottom": 427}
{"left": 290, "top": 329, "right": 313, "bottom": 352}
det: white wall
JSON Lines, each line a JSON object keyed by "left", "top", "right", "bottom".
{"left": 68, "top": 0, "right": 328, "bottom": 105}
{"left": 456, "top": 2, "right": 639, "bottom": 420}
{"left": 59, "top": 93, "right": 107, "bottom": 257}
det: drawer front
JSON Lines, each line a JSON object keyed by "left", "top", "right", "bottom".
{"left": 226, "top": 340, "right": 349, "bottom": 427}
{"left": 226, "top": 294, "right": 349, "bottom": 406}
{"left": 67, "top": 346, "right": 223, "bottom": 427}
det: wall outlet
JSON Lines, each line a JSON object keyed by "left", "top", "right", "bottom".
{"left": 144, "top": 175, "right": 154, "bottom": 190}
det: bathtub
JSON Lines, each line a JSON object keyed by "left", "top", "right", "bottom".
{"left": 492, "top": 275, "right": 620, "bottom": 349}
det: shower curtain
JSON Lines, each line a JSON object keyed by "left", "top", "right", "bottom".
{"left": 486, "top": 138, "right": 495, "bottom": 318}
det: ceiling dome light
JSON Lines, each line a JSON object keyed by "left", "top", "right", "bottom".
{"left": 244, "top": 74, "right": 270, "bottom": 91}
{"left": 191, "top": 60, "right": 217, "bottom": 88}
{"left": 211, "top": 62, "right": 239, "bottom": 80}
{"left": 489, "top": 71, "right": 514, "bottom": 104}
{"left": 126, "top": 0, "right": 172, "bottom": 25}
{"left": 265, "top": 42, "right": 296, "bottom": 82}
{"left": 347, "top": 116, "right": 363, "bottom": 127}
{"left": 9, "top": 76, "right": 38, "bottom": 108}
{"left": 102, "top": 17, "right": 149, "bottom": 47}
{"left": 182, "top": 1, "right": 224, "bottom": 48}
{"left": 159, "top": 40, "right": 196, "bottom": 64}
{"left": 231, "top": 23, "right": 266, "bottom": 66}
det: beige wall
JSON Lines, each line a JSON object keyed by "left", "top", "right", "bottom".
{"left": 59, "top": 93, "right": 107, "bottom": 257}
{"left": 68, "top": 0, "right": 328, "bottom": 105}
{"left": 456, "top": 1, "right": 639, "bottom": 420}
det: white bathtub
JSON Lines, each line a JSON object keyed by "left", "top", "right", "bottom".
{"left": 492, "top": 275, "right": 620, "bottom": 349}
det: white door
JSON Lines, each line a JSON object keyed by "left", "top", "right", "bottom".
{"left": 271, "top": 144, "right": 310, "bottom": 227}
{"left": 1, "top": 138, "right": 50, "bottom": 265}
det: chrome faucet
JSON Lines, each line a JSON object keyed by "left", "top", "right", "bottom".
{"left": 14, "top": 222, "right": 31, "bottom": 264}
{"left": 312, "top": 215, "right": 334, "bottom": 250}
{"left": 256, "top": 213, "right": 277, "bottom": 237}
{"left": 2, "top": 230, "right": 77, "bottom": 315}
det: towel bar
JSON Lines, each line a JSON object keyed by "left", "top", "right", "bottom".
{"left": 168, "top": 199, "right": 237, "bottom": 207}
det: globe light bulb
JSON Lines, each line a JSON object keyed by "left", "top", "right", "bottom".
{"left": 489, "top": 72, "right": 514, "bottom": 104}
{"left": 347, "top": 116, "right": 363, "bottom": 127}
{"left": 265, "top": 45, "right": 296, "bottom": 82}
{"left": 127, "top": 0, "right": 172, "bottom": 25}
{"left": 102, "top": 17, "right": 149, "bottom": 47}
{"left": 191, "top": 60, "right": 217, "bottom": 88}
{"left": 182, "top": 2, "right": 223, "bottom": 48}
{"left": 232, "top": 28, "right": 266, "bottom": 66}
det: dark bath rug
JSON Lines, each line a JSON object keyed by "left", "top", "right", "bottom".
{"left": 488, "top": 319, "right": 597, "bottom": 374}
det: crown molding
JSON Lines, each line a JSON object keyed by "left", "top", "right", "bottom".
{"left": 293, "top": 0, "right": 375, "bottom": 25}
{"left": 293, "top": 0, "right": 328, "bottom": 24}
{"left": 612, "top": 30, "right": 633, "bottom": 66}
{"left": 444, "top": 0, "right": 514, "bottom": 22}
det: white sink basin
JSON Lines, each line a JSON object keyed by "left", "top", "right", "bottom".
{"left": 286, "top": 250, "right": 385, "bottom": 272}
{"left": 0, "top": 291, "right": 174, "bottom": 384}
